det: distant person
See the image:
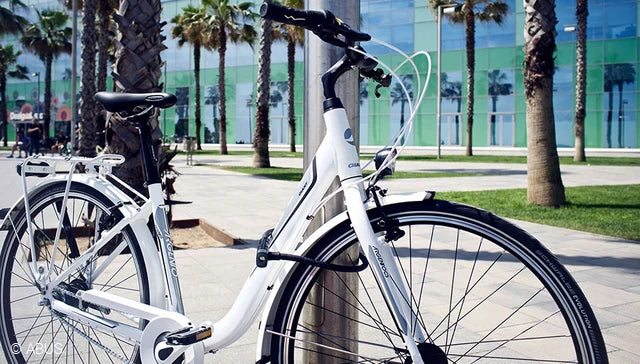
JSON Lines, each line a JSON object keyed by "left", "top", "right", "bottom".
{"left": 6, "top": 131, "right": 29, "bottom": 158}
{"left": 51, "top": 131, "right": 68, "bottom": 156}
{"left": 27, "top": 118, "right": 43, "bottom": 156}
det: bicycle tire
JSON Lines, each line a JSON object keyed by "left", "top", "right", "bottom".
{"left": 266, "top": 199, "right": 608, "bottom": 363}
{"left": 0, "top": 181, "right": 150, "bottom": 363}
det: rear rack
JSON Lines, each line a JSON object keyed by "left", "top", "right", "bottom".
{"left": 16, "top": 154, "right": 125, "bottom": 178}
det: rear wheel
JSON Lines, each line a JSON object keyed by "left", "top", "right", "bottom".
{"left": 0, "top": 182, "right": 149, "bottom": 363}
{"left": 267, "top": 200, "right": 608, "bottom": 363}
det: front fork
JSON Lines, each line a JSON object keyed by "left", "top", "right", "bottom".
{"left": 343, "top": 186, "right": 427, "bottom": 363}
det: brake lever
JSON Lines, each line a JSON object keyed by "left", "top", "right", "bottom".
{"left": 361, "top": 68, "right": 392, "bottom": 98}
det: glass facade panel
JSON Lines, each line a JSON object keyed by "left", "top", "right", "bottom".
{"left": 441, "top": 71, "right": 462, "bottom": 145}
{"left": 270, "top": 81, "right": 288, "bottom": 144}
{"left": 390, "top": 75, "right": 414, "bottom": 144}
{"left": 235, "top": 83, "right": 253, "bottom": 144}
{"left": 361, "top": 0, "right": 414, "bottom": 54}
{"left": 605, "top": 3, "right": 637, "bottom": 39}
{"left": 603, "top": 63, "right": 637, "bottom": 147}
{"left": 488, "top": 69, "right": 515, "bottom": 146}
{"left": 204, "top": 85, "right": 220, "bottom": 144}
{"left": 174, "top": 87, "right": 189, "bottom": 139}
{"left": 360, "top": 80, "right": 370, "bottom": 146}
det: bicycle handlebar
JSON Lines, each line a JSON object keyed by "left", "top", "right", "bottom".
{"left": 259, "top": 2, "right": 370, "bottom": 46}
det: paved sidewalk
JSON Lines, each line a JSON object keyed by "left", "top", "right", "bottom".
{"left": 0, "top": 151, "right": 639, "bottom": 362}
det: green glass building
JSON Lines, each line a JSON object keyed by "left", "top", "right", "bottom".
{"left": 2, "top": 0, "right": 639, "bottom": 149}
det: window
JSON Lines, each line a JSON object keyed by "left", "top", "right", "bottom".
{"left": 361, "top": 0, "right": 414, "bottom": 55}
{"left": 360, "top": 80, "right": 369, "bottom": 146}
{"left": 270, "top": 81, "right": 288, "bottom": 144}
{"left": 235, "top": 83, "right": 253, "bottom": 144}
{"left": 603, "top": 63, "right": 637, "bottom": 148}
{"left": 487, "top": 69, "right": 515, "bottom": 146}
{"left": 174, "top": 87, "right": 189, "bottom": 139}
{"left": 604, "top": 3, "right": 636, "bottom": 39}
{"left": 441, "top": 0, "right": 515, "bottom": 50}
{"left": 554, "top": 67, "right": 574, "bottom": 147}
{"left": 441, "top": 71, "right": 463, "bottom": 145}
{"left": 390, "top": 75, "right": 414, "bottom": 144}
{"left": 204, "top": 85, "right": 220, "bottom": 144}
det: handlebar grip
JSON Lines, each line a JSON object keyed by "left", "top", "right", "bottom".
{"left": 259, "top": 2, "right": 329, "bottom": 32}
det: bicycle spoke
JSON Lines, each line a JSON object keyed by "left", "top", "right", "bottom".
{"left": 448, "top": 236, "right": 484, "bottom": 355}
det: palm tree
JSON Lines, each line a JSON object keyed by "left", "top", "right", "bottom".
{"left": 0, "top": 45, "right": 29, "bottom": 146}
{"left": 487, "top": 69, "right": 513, "bottom": 145}
{"left": 428, "top": 0, "right": 508, "bottom": 156}
{"left": 573, "top": 0, "right": 587, "bottom": 161}
{"left": 95, "top": 0, "right": 118, "bottom": 135}
{"left": 252, "top": 0, "right": 271, "bottom": 167}
{"left": 21, "top": 9, "right": 72, "bottom": 139}
{"left": 205, "top": 0, "right": 257, "bottom": 155}
{"left": 275, "top": 0, "right": 304, "bottom": 152}
{"left": 172, "top": 5, "right": 213, "bottom": 150}
{"left": 79, "top": 0, "right": 98, "bottom": 157}
{"left": 523, "top": 0, "right": 565, "bottom": 207}
{"left": 103, "top": 0, "right": 165, "bottom": 191}
{"left": 441, "top": 72, "right": 462, "bottom": 144}
{"left": 0, "top": 0, "right": 28, "bottom": 36}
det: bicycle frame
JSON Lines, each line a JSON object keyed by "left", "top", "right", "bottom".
{"left": 5, "top": 48, "right": 429, "bottom": 364}
{"left": 7, "top": 104, "right": 426, "bottom": 363}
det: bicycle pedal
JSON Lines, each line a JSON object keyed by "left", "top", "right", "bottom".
{"left": 165, "top": 324, "right": 212, "bottom": 346}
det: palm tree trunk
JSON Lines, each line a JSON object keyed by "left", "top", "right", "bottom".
{"left": 218, "top": 28, "right": 228, "bottom": 155}
{"left": 194, "top": 42, "right": 202, "bottom": 150}
{"left": 287, "top": 36, "right": 295, "bottom": 153}
{"left": 253, "top": 14, "right": 272, "bottom": 168}
{"left": 95, "top": 0, "right": 112, "bottom": 136}
{"left": 79, "top": 0, "right": 97, "bottom": 157}
{"left": 106, "top": 0, "right": 165, "bottom": 191}
{"left": 524, "top": 0, "right": 565, "bottom": 207}
{"left": 43, "top": 55, "right": 52, "bottom": 139}
{"left": 573, "top": 0, "right": 587, "bottom": 161}
{"left": 464, "top": 5, "right": 475, "bottom": 156}
{"left": 0, "top": 71, "right": 7, "bottom": 146}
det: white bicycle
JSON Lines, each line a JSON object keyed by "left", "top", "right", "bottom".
{"left": 0, "top": 3, "right": 607, "bottom": 363}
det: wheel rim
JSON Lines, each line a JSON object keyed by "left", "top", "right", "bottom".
{"left": 1, "top": 189, "right": 148, "bottom": 363}
{"left": 274, "top": 212, "right": 595, "bottom": 363}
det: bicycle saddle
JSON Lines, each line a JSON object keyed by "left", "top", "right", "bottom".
{"left": 95, "top": 92, "right": 177, "bottom": 113}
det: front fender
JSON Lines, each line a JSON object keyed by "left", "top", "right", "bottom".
{"left": 254, "top": 190, "right": 432, "bottom": 362}
{"left": 0, "top": 174, "right": 166, "bottom": 309}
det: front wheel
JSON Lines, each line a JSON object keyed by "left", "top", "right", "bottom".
{"left": 266, "top": 199, "right": 608, "bottom": 363}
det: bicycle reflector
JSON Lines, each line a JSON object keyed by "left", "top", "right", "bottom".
{"left": 374, "top": 147, "right": 397, "bottom": 180}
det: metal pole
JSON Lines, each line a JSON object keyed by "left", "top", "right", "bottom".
{"left": 436, "top": 6, "right": 442, "bottom": 159}
{"left": 70, "top": 0, "right": 78, "bottom": 146}
{"left": 304, "top": 1, "right": 360, "bottom": 362}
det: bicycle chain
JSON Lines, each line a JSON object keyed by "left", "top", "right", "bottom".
{"left": 49, "top": 287, "right": 134, "bottom": 364}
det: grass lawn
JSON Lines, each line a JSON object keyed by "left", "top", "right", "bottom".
{"left": 386, "top": 154, "right": 640, "bottom": 166}
{"left": 209, "top": 165, "right": 483, "bottom": 181}
{"left": 182, "top": 149, "right": 640, "bottom": 166}
{"left": 438, "top": 185, "right": 640, "bottom": 241}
